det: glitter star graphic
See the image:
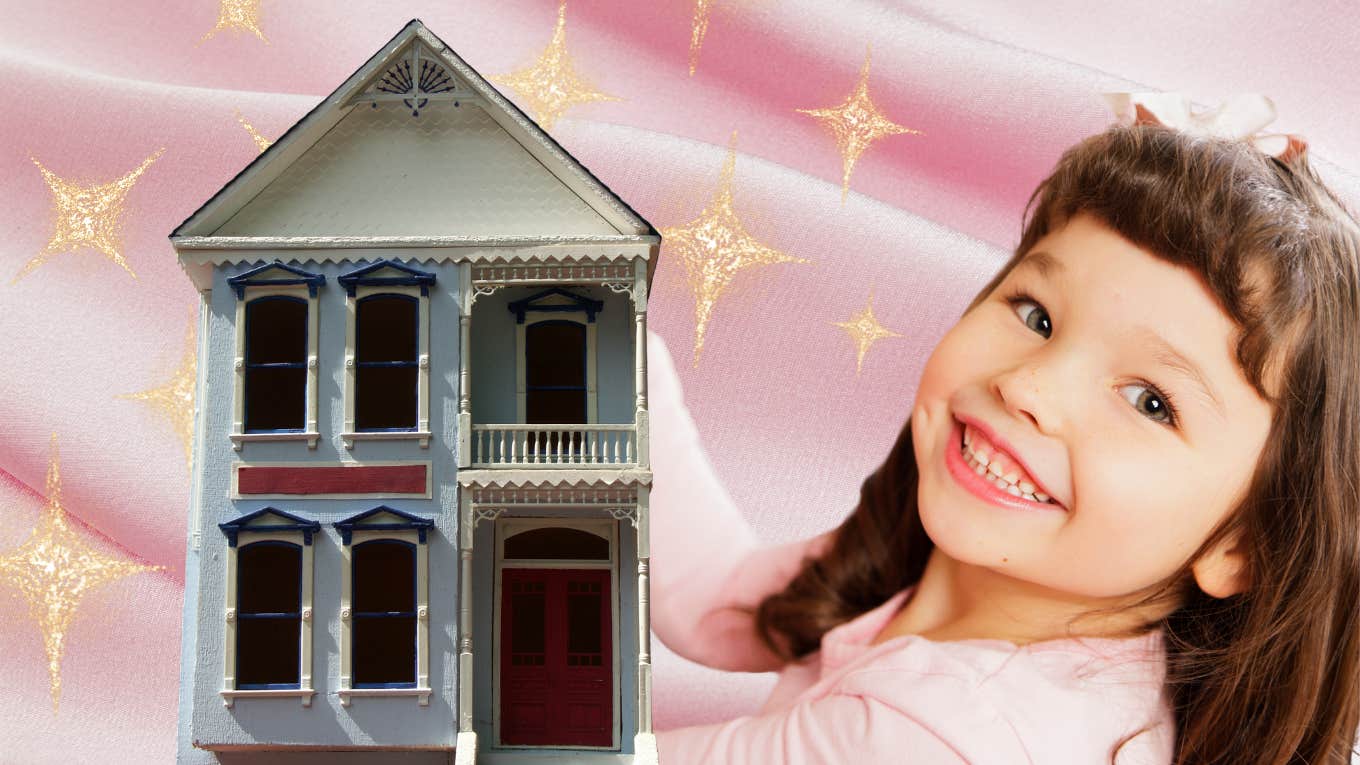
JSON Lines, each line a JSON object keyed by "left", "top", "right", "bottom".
{"left": 235, "top": 109, "right": 272, "bottom": 153}
{"left": 492, "top": 0, "right": 622, "bottom": 131}
{"left": 661, "top": 132, "right": 806, "bottom": 366}
{"left": 17, "top": 149, "right": 164, "bottom": 283}
{"left": 796, "top": 45, "right": 921, "bottom": 203}
{"left": 119, "top": 320, "right": 197, "bottom": 467}
{"left": 0, "top": 435, "right": 162, "bottom": 711}
{"left": 200, "top": 0, "right": 268, "bottom": 44}
{"left": 688, "top": 0, "right": 715, "bottom": 76}
{"left": 833, "top": 292, "right": 902, "bottom": 374}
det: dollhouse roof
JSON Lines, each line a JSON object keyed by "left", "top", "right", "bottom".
{"left": 171, "top": 19, "right": 658, "bottom": 283}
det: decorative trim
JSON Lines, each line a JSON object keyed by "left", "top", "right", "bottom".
{"left": 606, "top": 506, "right": 639, "bottom": 528}
{"left": 235, "top": 463, "right": 430, "bottom": 498}
{"left": 220, "top": 688, "right": 315, "bottom": 708}
{"left": 338, "top": 687, "right": 433, "bottom": 707}
{"left": 227, "top": 260, "right": 326, "bottom": 299}
{"left": 218, "top": 508, "right": 321, "bottom": 548}
{"left": 334, "top": 506, "right": 435, "bottom": 545}
{"left": 229, "top": 431, "right": 320, "bottom": 450}
{"left": 341, "top": 430, "right": 432, "bottom": 449}
{"left": 507, "top": 286, "right": 604, "bottom": 324}
{"left": 337, "top": 258, "right": 437, "bottom": 297}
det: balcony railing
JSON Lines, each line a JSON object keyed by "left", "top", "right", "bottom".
{"left": 469, "top": 424, "right": 638, "bottom": 468}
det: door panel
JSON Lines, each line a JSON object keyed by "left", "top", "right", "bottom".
{"left": 500, "top": 568, "right": 612, "bottom": 747}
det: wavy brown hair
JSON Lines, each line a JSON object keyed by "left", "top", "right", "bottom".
{"left": 755, "top": 123, "right": 1360, "bottom": 764}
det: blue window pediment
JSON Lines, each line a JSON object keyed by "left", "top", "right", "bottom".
{"left": 219, "top": 508, "right": 321, "bottom": 547}
{"left": 334, "top": 506, "right": 435, "bottom": 545}
{"left": 507, "top": 287, "right": 604, "bottom": 324}
{"left": 337, "top": 259, "right": 437, "bottom": 297}
{"left": 228, "top": 261, "right": 326, "bottom": 299}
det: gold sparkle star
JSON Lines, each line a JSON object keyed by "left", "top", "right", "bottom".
{"left": 833, "top": 292, "right": 902, "bottom": 375}
{"left": 688, "top": 0, "right": 715, "bottom": 76}
{"left": 200, "top": 0, "right": 268, "bottom": 44}
{"left": 491, "top": 0, "right": 622, "bottom": 131}
{"left": 235, "top": 109, "right": 272, "bottom": 153}
{"left": 17, "top": 149, "right": 164, "bottom": 283}
{"left": 796, "top": 45, "right": 921, "bottom": 203}
{"left": 119, "top": 320, "right": 197, "bottom": 468}
{"left": 0, "top": 435, "right": 163, "bottom": 711}
{"left": 661, "top": 132, "right": 807, "bottom": 366}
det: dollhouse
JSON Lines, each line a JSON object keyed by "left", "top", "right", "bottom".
{"left": 171, "top": 20, "right": 659, "bottom": 764}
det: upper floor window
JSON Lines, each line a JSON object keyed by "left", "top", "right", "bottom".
{"left": 227, "top": 262, "right": 324, "bottom": 450}
{"left": 356, "top": 294, "right": 419, "bottom": 430}
{"left": 339, "top": 260, "right": 436, "bottom": 449}
{"left": 244, "top": 296, "right": 307, "bottom": 431}
{"left": 509, "top": 288, "right": 604, "bottom": 427}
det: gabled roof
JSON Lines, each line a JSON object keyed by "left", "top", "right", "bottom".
{"left": 171, "top": 19, "right": 658, "bottom": 247}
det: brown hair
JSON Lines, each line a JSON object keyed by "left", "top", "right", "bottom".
{"left": 755, "top": 123, "right": 1360, "bottom": 764}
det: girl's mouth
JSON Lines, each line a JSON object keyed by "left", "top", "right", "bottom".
{"left": 945, "top": 418, "right": 1066, "bottom": 514}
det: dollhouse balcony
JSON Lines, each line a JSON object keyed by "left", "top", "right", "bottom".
{"left": 469, "top": 423, "right": 638, "bottom": 468}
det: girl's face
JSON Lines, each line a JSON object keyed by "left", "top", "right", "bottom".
{"left": 911, "top": 212, "right": 1274, "bottom": 600}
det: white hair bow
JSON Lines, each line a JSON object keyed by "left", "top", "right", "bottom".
{"left": 1102, "top": 92, "right": 1307, "bottom": 161}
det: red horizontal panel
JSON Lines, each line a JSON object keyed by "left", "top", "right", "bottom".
{"left": 238, "top": 464, "right": 427, "bottom": 495}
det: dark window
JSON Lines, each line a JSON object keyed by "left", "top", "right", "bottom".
{"left": 526, "top": 321, "right": 587, "bottom": 425}
{"left": 244, "top": 297, "right": 308, "bottom": 431}
{"left": 236, "top": 541, "right": 302, "bottom": 688}
{"left": 504, "top": 527, "right": 610, "bottom": 561}
{"left": 352, "top": 540, "right": 417, "bottom": 687}
{"left": 356, "top": 294, "right": 419, "bottom": 431}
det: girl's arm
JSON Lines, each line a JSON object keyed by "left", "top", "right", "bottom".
{"left": 646, "top": 330, "right": 836, "bottom": 672}
{"left": 655, "top": 693, "right": 972, "bottom": 764}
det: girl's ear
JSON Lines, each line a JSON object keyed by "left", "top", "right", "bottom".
{"left": 1191, "top": 529, "right": 1251, "bottom": 598}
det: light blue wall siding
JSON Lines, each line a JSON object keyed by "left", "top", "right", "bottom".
{"left": 185, "top": 259, "right": 463, "bottom": 749}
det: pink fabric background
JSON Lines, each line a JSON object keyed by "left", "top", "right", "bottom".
{"left": 1, "top": 1, "right": 1357, "bottom": 761}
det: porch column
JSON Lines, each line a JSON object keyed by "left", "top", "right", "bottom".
{"left": 633, "top": 256, "right": 649, "bottom": 468}
{"left": 458, "top": 262, "right": 472, "bottom": 468}
{"left": 454, "top": 490, "right": 477, "bottom": 765}
{"left": 633, "top": 485, "right": 658, "bottom": 763}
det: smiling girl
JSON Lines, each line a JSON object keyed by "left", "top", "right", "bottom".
{"left": 652, "top": 114, "right": 1360, "bottom": 763}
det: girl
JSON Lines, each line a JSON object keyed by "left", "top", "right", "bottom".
{"left": 649, "top": 116, "right": 1360, "bottom": 763}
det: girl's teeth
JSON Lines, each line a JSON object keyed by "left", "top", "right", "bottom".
{"left": 962, "top": 442, "right": 1056, "bottom": 506}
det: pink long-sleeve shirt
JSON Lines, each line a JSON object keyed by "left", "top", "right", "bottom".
{"left": 645, "top": 331, "right": 1175, "bottom": 763}
{"left": 655, "top": 562, "right": 1174, "bottom": 763}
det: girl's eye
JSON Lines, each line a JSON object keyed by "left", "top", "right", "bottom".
{"left": 1002, "top": 289, "right": 1180, "bottom": 428}
{"left": 1118, "top": 383, "right": 1178, "bottom": 426}
{"left": 1005, "top": 291, "right": 1051, "bottom": 338}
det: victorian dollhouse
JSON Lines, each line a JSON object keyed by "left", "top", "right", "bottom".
{"left": 172, "top": 21, "right": 659, "bottom": 764}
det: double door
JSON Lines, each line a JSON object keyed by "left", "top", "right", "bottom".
{"left": 499, "top": 567, "right": 612, "bottom": 747}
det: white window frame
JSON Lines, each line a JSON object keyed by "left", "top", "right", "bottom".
{"left": 220, "top": 529, "right": 316, "bottom": 708}
{"left": 337, "top": 526, "right": 431, "bottom": 706}
{"left": 231, "top": 284, "right": 321, "bottom": 450}
{"left": 491, "top": 517, "right": 620, "bottom": 751}
{"left": 343, "top": 284, "right": 431, "bottom": 449}
{"left": 516, "top": 311, "right": 598, "bottom": 425}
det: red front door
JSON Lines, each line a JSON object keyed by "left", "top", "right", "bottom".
{"left": 500, "top": 568, "right": 612, "bottom": 747}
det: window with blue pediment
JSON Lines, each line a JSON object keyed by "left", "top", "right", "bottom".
{"left": 218, "top": 507, "right": 320, "bottom": 706}
{"left": 228, "top": 261, "right": 324, "bottom": 450}
{"left": 340, "top": 260, "right": 435, "bottom": 449}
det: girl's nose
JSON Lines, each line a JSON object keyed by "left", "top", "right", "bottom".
{"left": 990, "top": 363, "right": 1055, "bottom": 436}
